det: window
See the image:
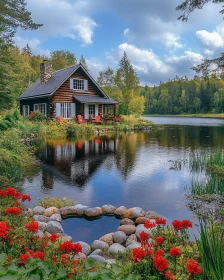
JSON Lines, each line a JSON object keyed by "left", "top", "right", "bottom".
{"left": 103, "top": 105, "right": 114, "bottom": 116}
{"left": 89, "top": 104, "right": 95, "bottom": 118}
{"left": 61, "top": 103, "right": 72, "bottom": 119}
{"left": 73, "top": 79, "right": 84, "bottom": 90}
{"left": 22, "top": 105, "right": 29, "bottom": 116}
{"left": 34, "top": 103, "right": 47, "bottom": 116}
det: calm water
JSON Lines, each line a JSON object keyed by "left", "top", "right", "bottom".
{"left": 21, "top": 117, "right": 224, "bottom": 243}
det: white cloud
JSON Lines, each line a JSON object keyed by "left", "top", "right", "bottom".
{"left": 196, "top": 28, "right": 224, "bottom": 49}
{"left": 14, "top": 35, "right": 50, "bottom": 56}
{"left": 25, "top": 0, "right": 97, "bottom": 45}
{"left": 163, "top": 33, "right": 183, "bottom": 49}
{"left": 86, "top": 58, "right": 106, "bottom": 79}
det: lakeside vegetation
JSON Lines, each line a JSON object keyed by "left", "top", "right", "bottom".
{"left": 145, "top": 113, "right": 224, "bottom": 119}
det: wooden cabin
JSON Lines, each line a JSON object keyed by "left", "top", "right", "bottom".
{"left": 18, "top": 61, "right": 118, "bottom": 120}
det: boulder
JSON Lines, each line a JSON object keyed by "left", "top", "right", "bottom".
{"left": 58, "top": 233, "right": 72, "bottom": 242}
{"left": 49, "top": 214, "right": 62, "bottom": 223}
{"left": 85, "top": 207, "right": 102, "bottom": 218}
{"left": 92, "top": 240, "right": 109, "bottom": 250}
{"left": 88, "top": 255, "right": 106, "bottom": 264}
{"left": 113, "top": 231, "right": 126, "bottom": 244}
{"left": 99, "top": 233, "right": 114, "bottom": 245}
{"left": 60, "top": 204, "right": 89, "bottom": 216}
{"left": 108, "top": 243, "right": 126, "bottom": 254}
{"left": 89, "top": 249, "right": 103, "bottom": 256}
{"left": 25, "top": 208, "right": 33, "bottom": 217}
{"left": 37, "top": 222, "right": 47, "bottom": 232}
{"left": 135, "top": 224, "right": 152, "bottom": 240}
{"left": 74, "top": 253, "right": 87, "bottom": 260}
{"left": 123, "top": 207, "right": 145, "bottom": 219}
{"left": 102, "top": 205, "right": 117, "bottom": 215}
{"left": 125, "top": 234, "right": 137, "bottom": 247}
{"left": 114, "top": 206, "right": 127, "bottom": 216}
{"left": 33, "top": 206, "right": 45, "bottom": 215}
{"left": 144, "top": 211, "right": 160, "bottom": 219}
{"left": 44, "top": 207, "right": 59, "bottom": 217}
{"left": 35, "top": 230, "right": 44, "bottom": 238}
{"left": 106, "top": 259, "right": 116, "bottom": 267}
{"left": 33, "top": 215, "right": 49, "bottom": 223}
{"left": 46, "top": 221, "right": 63, "bottom": 234}
{"left": 77, "top": 241, "right": 91, "bottom": 256}
{"left": 126, "top": 242, "right": 141, "bottom": 251}
{"left": 120, "top": 218, "right": 134, "bottom": 225}
{"left": 117, "top": 225, "right": 136, "bottom": 236}
{"left": 135, "top": 217, "right": 149, "bottom": 225}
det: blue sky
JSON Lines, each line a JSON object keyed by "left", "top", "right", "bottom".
{"left": 15, "top": 0, "right": 224, "bottom": 86}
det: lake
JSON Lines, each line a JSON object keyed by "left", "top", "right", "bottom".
{"left": 20, "top": 117, "right": 224, "bottom": 243}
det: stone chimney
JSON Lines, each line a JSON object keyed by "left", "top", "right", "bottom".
{"left": 40, "top": 60, "right": 53, "bottom": 84}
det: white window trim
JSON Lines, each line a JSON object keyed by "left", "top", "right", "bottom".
{"left": 56, "top": 103, "right": 76, "bottom": 119}
{"left": 34, "top": 103, "right": 47, "bottom": 116}
{"left": 70, "top": 78, "right": 88, "bottom": 91}
{"left": 22, "top": 105, "right": 29, "bottom": 116}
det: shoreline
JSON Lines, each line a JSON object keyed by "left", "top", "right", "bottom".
{"left": 144, "top": 114, "right": 224, "bottom": 119}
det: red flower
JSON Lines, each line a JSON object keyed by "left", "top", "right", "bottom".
{"left": 170, "top": 247, "right": 181, "bottom": 257}
{"left": 155, "top": 218, "right": 166, "bottom": 225}
{"left": 144, "top": 220, "right": 156, "bottom": 229}
{"left": 139, "top": 231, "right": 150, "bottom": 245}
{"left": 59, "top": 241, "right": 82, "bottom": 254}
{"left": 33, "top": 251, "right": 44, "bottom": 261}
{"left": 6, "top": 207, "right": 21, "bottom": 216}
{"left": 172, "top": 220, "right": 192, "bottom": 231}
{"left": 50, "top": 233, "right": 59, "bottom": 242}
{"left": 165, "top": 270, "right": 175, "bottom": 280}
{"left": 154, "top": 255, "right": 169, "bottom": 271}
{"left": 53, "top": 256, "right": 58, "bottom": 263}
{"left": 155, "top": 249, "right": 164, "bottom": 256}
{"left": 25, "top": 220, "right": 38, "bottom": 233}
{"left": 132, "top": 248, "right": 146, "bottom": 263}
{"left": 21, "top": 194, "right": 31, "bottom": 202}
{"left": 0, "top": 221, "right": 9, "bottom": 239}
{"left": 187, "top": 259, "right": 202, "bottom": 275}
{"left": 61, "top": 254, "right": 68, "bottom": 265}
{"left": 20, "top": 253, "right": 29, "bottom": 264}
{"left": 156, "top": 236, "right": 165, "bottom": 246}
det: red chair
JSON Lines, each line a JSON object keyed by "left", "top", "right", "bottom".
{"left": 57, "top": 116, "right": 64, "bottom": 122}
{"left": 77, "top": 115, "right": 86, "bottom": 124}
{"left": 95, "top": 115, "right": 102, "bottom": 124}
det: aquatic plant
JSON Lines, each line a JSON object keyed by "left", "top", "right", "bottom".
{"left": 37, "top": 196, "right": 76, "bottom": 208}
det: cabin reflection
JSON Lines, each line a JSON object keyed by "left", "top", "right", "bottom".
{"left": 37, "top": 136, "right": 117, "bottom": 189}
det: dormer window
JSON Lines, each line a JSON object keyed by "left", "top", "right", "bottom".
{"left": 70, "top": 78, "right": 88, "bottom": 91}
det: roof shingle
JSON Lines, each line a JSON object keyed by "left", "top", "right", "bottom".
{"left": 73, "top": 95, "right": 118, "bottom": 104}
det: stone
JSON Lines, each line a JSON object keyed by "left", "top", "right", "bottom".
{"left": 125, "top": 234, "right": 137, "bottom": 247}
{"left": 114, "top": 206, "right": 127, "bottom": 216}
{"left": 33, "top": 215, "right": 49, "bottom": 223}
{"left": 101, "top": 205, "right": 117, "bottom": 215}
{"left": 60, "top": 204, "right": 89, "bottom": 216}
{"left": 123, "top": 207, "right": 145, "bottom": 219}
{"left": 106, "top": 259, "right": 116, "bottom": 267}
{"left": 35, "top": 230, "right": 44, "bottom": 238}
{"left": 135, "top": 217, "right": 149, "bottom": 225}
{"left": 135, "top": 224, "right": 152, "bottom": 240}
{"left": 117, "top": 225, "right": 136, "bottom": 236}
{"left": 85, "top": 207, "right": 102, "bottom": 217}
{"left": 92, "top": 240, "right": 109, "bottom": 250}
{"left": 144, "top": 211, "right": 160, "bottom": 219}
{"left": 89, "top": 249, "right": 103, "bottom": 256}
{"left": 46, "top": 221, "right": 63, "bottom": 234}
{"left": 74, "top": 253, "right": 87, "bottom": 260}
{"left": 49, "top": 214, "right": 62, "bottom": 223}
{"left": 58, "top": 233, "right": 72, "bottom": 242}
{"left": 113, "top": 231, "right": 126, "bottom": 244}
{"left": 120, "top": 218, "right": 134, "bottom": 225}
{"left": 108, "top": 243, "right": 126, "bottom": 254}
{"left": 37, "top": 222, "right": 48, "bottom": 232}
{"left": 25, "top": 208, "right": 33, "bottom": 217}
{"left": 33, "top": 206, "right": 45, "bottom": 215}
{"left": 77, "top": 242, "right": 91, "bottom": 256}
{"left": 99, "top": 233, "right": 114, "bottom": 245}
{"left": 44, "top": 207, "right": 59, "bottom": 217}
{"left": 126, "top": 242, "right": 141, "bottom": 251}
{"left": 88, "top": 255, "right": 106, "bottom": 264}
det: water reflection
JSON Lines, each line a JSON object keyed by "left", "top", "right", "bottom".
{"left": 21, "top": 120, "right": 224, "bottom": 231}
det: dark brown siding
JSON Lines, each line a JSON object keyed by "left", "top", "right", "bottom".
{"left": 53, "top": 68, "right": 103, "bottom": 104}
{"left": 20, "top": 98, "right": 50, "bottom": 117}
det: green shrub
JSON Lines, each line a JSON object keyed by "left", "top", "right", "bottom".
{"left": 0, "top": 121, "right": 8, "bottom": 131}
{"left": 28, "top": 110, "right": 47, "bottom": 121}
{"left": 13, "top": 109, "right": 20, "bottom": 120}
{"left": 37, "top": 196, "right": 76, "bottom": 208}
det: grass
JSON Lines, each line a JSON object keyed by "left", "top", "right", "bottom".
{"left": 196, "top": 221, "right": 224, "bottom": 280}
{"left": 37, "top": 196, "right": 76, "bottom": 208}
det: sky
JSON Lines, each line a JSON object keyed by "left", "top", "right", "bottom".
{"left": 14, "top": 0, "right": 224, "bottom": 86}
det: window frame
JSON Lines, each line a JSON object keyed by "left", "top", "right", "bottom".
{"left": 33, "top": 103, "right": 47, "bottom": 116}
{"left": 89, "top": 104, "right": 96, "bottom": 118}
{"left": 73, "top": 78, "right": 85, "bottom": 90}
{"left": 22, "top": 105, "right": 30, "bottom": 116}
{"left": 60, "top": 103, "right": 72, "bottom": 119}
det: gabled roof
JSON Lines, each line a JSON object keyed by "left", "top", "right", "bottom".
{"left": 73, "top": 95, "right": 118, "bottom": 104}
{"left": 18, "top": 63, "right": 109, "bottom": 100}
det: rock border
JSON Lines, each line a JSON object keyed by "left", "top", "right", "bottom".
{"left": 28, "top": 204, "right": 161, "bottom": 263}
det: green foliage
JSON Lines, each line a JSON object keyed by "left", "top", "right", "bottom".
{"left": 28, "top": 111, "right": 47, "bottom": 122}
{"left": 37, "top": 196, "right": 76, "bottom": 209}
{"left": 51, "top": 50, "right": 77, "bottom": 71}
{"left": 79, "top": 55, "right": 89, "bottom": 71}
{"left": 196, "top": 221, "right": 224, "bottom": 280}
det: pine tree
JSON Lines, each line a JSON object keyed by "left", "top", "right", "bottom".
{"left": 79, "top": 55, "right": 89, "bottom": 71}
{"left": 22, "top": 43, "right": 32, "bottom": 57}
